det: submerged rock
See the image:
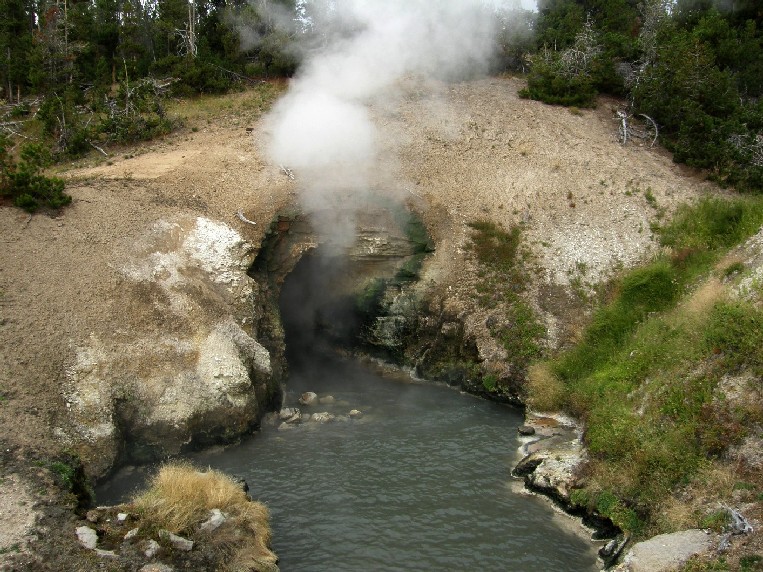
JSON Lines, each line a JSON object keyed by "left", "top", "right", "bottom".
{"left": 278, "top": 407, "right": 299, "bottom": 420}
{"left": 310, "top": 412, "right": 335, "bottom": 423}
{"left": 299, "top": 392, "right": 318, "bottom": 406}
{"left": 349, "top": 409, "right": 363, "bottom": 418}
{"left": 318, "top": 395, "right": 335, "bottom": 404}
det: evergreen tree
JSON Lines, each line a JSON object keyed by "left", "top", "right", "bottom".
{"left": 0, "top": 0, "right": 33, "bottom": 102}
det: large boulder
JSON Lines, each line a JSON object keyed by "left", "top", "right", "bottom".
{"left": 58, "top": 216, "right": 281, "bottom": 477}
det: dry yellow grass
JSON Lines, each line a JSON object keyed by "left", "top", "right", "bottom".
{"left": 655, "top": 463, "right": 739, "bottom": 533}
{"left": 526, "top": 362, "right": 566, "bottom": 412}
{"left": 132, "top": 463, "right": 277, "bottom": 568}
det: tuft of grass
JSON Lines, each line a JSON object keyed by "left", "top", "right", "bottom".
{"left": 658, "top": 196, "right": 763, "bottom": 254}
{"left": 705, "top": 301, "right": 763, "bottom": 376}
{"left": 133, "top": 463, "right": 269, "bottom": 539}
{"left": 526, "top": 363, "right": 567, "bottom": 411}
{"left": 679, "top": 557, "right": 730, "bottom": 571}
{"left": 700, "top": 509, "right": 731, "bottom": 532}
{"left": 131, "top": 463, "right": 276, "bottom": 567}
{"left": 467, "top": 220, "right": 522, "bottom": 279}
{"left": 722, "top": 261, "right": 745, "bottom": 278}
{"left": 740, "top": 555, "right": 763, "bottom": 571}
{"left": 49, "top": 461, "right": 76, "bottom": 490}
{"left": 0, "top": 543, "right": 20, "bottom": 555}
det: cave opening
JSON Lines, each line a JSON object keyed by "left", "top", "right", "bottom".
{"left": 278, "top": 249, "right": 369, "bottom": 373}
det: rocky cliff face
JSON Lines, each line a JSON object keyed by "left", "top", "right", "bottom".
{"left": 250, "top": 203, "right": 433, "bottom": 358}
{"left": 60, "top": 215, "right": 282, "bottom": 477}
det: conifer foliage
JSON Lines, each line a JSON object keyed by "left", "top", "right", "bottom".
{"left": 522, "top": 0, "right": 763, "bottom": 192}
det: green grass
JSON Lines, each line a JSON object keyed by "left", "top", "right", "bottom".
{"left": 534, "top": 194, "right": 763, "bottom": 535}
{"left": 167, "top": 81, "right": 284, "bottom": 126}
{"left": 467, "top": 220, "right": 544, "bottom": 391}
{"left": 0, "top": 543, "right": 20, "bottom": 555}
{"left": 49, "top": 461, "right": 76, "bottom": 489}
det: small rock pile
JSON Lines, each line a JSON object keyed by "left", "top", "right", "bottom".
{"left": 74, "top": 504, "right": 278, "bottom": 572}
{"left": 268, "top": 392, "right": 365, "bottom": 431}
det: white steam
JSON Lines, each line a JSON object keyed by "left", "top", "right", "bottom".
{"left": 265, "top": 0, "right": 501, "bottom": 240}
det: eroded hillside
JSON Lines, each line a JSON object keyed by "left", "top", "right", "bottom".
{"left": 0, "top": 77, "right": 715, "bottom": 569}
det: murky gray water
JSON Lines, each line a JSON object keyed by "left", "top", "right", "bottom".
{"left": 98, "top": 355, "right": 598, "bottom": 571}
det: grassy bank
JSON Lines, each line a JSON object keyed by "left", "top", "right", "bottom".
{"left": 527, "top": 196, "right": 763, "bottom": 536}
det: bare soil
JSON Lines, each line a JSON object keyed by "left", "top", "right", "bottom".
{"left": 0, "top": 77, "right": 713, "bottom": 568}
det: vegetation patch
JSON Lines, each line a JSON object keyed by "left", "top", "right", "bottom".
{"left": 530, "top": 195, "right": 763, "bottom": 535}
{"left": 133, "top": 464, "right": 267, "bottom": 536}
{"left": 131, "top": 463, "right": 275, "bottom": 568}
{"left": 467, "top": 220, "right": 544, "bottom": 394}
{"left": 0, "top": 137, "right": 70, "bottom": 212}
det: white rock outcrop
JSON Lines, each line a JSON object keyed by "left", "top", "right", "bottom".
{"left": 59, "top": 216, "right": 279, "bottom": 477}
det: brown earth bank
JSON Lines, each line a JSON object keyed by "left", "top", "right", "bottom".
{"left": 0, "top": 76, "right": 742, "bottom": 570}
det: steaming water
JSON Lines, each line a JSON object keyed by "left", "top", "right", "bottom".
{"left": 97, "top": 354, "right": 599, "bottom": 571}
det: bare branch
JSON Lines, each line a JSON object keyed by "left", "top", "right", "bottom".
{"left": 89, "top": 141, "right": 108, "bottom": 156}
{"left": 280, "top": 165, "right": 295, "bottom": 180}
{"left": 236, "top": 210, "right": 257, "bottom": 226}
{"left": 638, "top": 114, "right": 659, "bottom": 147}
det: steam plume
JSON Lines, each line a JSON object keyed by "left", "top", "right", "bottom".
{"left": 264, "top": 0, "right": 500, "bottom": 241}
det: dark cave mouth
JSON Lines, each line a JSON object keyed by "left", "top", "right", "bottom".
{"left": 278, "top": 250, "right": 366, "bottom": 366}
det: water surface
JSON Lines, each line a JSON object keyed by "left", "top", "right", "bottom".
{"left": 184, "top": 356, "right": 598, "bottom": 571}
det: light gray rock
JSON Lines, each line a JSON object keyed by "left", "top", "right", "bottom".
{"left": 159, "top": 530, "right": 194, "bottom": 551}
{"left": 144, "top": 539, "right": 161, "bottom": 558}
{"left": 124, "top": 527, "right": 140, "bottom": 541}
{"left": 349, "top": 409, "right": 363, "bottom": 418}
{"left": 613, "top": 529, "right": 713, "bottom": 572}
{"left": 299, "top": 392, "right": 318, "bottom": 406}
{"left": 95, "top": 549, "right": 117, "bottom": 558}
{"left": 278, "top": 407, "right": 299, "bottom": 421}
{"left": 75, "top": 525, "right": 98, "bottom": 550}
{"left": 140, "top": 564, "right": 174, "bottom": 572}
{"left": 117, "top": 512, "right": 128, "bottom": 523}
{"left": 310, "top": 412, "right": 335, "bottom": 423}
{"left": 200, "top": 508, "right": 227, "bottom": 532}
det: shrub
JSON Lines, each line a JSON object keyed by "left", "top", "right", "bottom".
{"left": 0, "top": 138, "right": 71, "bottom": 213}
{"left": 521, "top": 19, "right": 603, "bottom": 108}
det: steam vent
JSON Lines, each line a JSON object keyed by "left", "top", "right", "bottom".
{"left": 251, "top": 201, "right": 434, "bottom": 369}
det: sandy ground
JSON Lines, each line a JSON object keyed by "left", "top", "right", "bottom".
{"left": 0, "top": 76, "right": 710, "bottom": 566}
